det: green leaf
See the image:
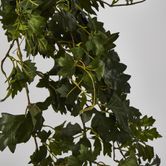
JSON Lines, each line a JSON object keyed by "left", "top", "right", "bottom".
{"left": 36, "top": 97, "right": 52, "bottom": 111}
{"left": 86, "top": 31, "right": 107, "bottom": 56}
{"left": 112, "top": 0, "right": 119, "bottom": 5}
{"left": 28, "top": 104, "right": 44, "bottom": 130}
{"left": 140, "top": 116, "right": 156, "bottom": 127}
{"left": 62, "top": 12, "right": 77, "bottom": 32}
{"left": 7, "top": 66, "right": 26, "bottom": 98}
{"left": 78, "top": 0, "right": 96, "bottom": 14}
{"left": 68, "top": 156, "right": 82, "bottom": 166}
{"left": 58, "top": 54, "right": 75, "bottom": 77}
{"left": 0, "top": 2, "right": 18, "bottom": 40}
{"left": 37, "top": 37, "right": 49, "bottom": 54}
{"left": 119, "top": 153, "right": 138, "bottom": 166}
{"left": 0, "top": 113, "right": 33, "bottom": 152}
{"left": 103, "top": 141, "right": 112, "bottom": 157}
{"left": 108, "top": 32, "right": 119, "bottom": 43}
{"left": 28, "top": 14, "right": 46, "bottom": 34}
{"left": 91, "top": 112, "right": 116, "bottom": 142}
{"left": 39, "top": 156, "right": 54, "bottom": 166}
{"left": 150, "top": 155, "right": 161, "bottom": 166}
{"left": 81, "top": 111, "right": 93, "bottom": 123}
{"left": 36, "top": 75, "right": 49, "bottom": 88}
{"left": 0, "top": 0, "right": 161, "bottom": 165}
{"left": 2, "top": 61, "right": 36, "bottom": 101}
{"left": 62, "top": 123, "right": 82, "bottom": 137}
{"left": 37, "top": 130, "right": 51, "bottom": 143}
{"left": 54, "top": 158, "right": 68, "bottom": 166}
{"left": 144, "top": 128, "right": 162, "bottom": 141}
{"left": 93, "top": 137, "right": 102, "bottom": 159}
{"left": 85, "top": 40, "right": 95, "bottom": 52}
{"left": 22, "top": 60, "right": 37, "bottom": 83}
{"left": 108, "top": 93, "right": 130, "bottom": 131}
{"left": 137, "top": 143, "right": 154, "bottom": 162}
{"left": 71, "top": 46, "right": 85, "bottom": 60}
{"left": 88, "top": 59, "right": 105, "bottom": 80}
{"left": 15, "top": 114, "right": 33, "bottom": 143}
{"left": 0, "top": 113, "right": 24, "bottom": 152}
{"left": 20, "top": 0, "right": 42, "bottom": 10}
{"left": 49, "top": 122, "right": 74, "bottom": 155}
{"left": 56, "top": 84, "right": 71, "bottom": 98}
{"left": 29, "top": 145, "right": 47, "bottom": 164}
{"left": 93, "top": 32, "right": 107, "bottom": 56}
{"left": 78, "top": 144, "right": 93, "bottom": 161}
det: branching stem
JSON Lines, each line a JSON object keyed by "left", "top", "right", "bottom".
{"left": 101, "top": 0, "right": 146, "bottom": 7}
{"left": 1, "top": 40, "right": 15, "bottom": 81}
{"left": 92, "top": 161, "right": 110, "bottom": 166}
{"left": 76, "top": 62, "right": 96, "bottom": 113}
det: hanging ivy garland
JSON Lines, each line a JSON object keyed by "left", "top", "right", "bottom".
{"left": 0, "top": 0, "right": 161, "bottom": 165}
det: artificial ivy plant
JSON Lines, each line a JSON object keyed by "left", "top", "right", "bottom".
{"left": 0, "top": 0, "right": 161, "bottom": 165}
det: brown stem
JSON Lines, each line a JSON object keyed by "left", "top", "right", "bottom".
{"left": 101, "top": 0, "right": 146, "bottom": 7}
{"left": 113, "top": 142, "right": 119, "bottom": 163}
{"left": 25, "top": 85, "right": 31, "bottom": 106}
{"left": 92, "top": 161, "right": 110, "bottom": 166}
{"left": 34, "top": 136, "right": 39, "bottom": 151}
{"left": 117, "top": 142, "right": 126, "bottom": 159}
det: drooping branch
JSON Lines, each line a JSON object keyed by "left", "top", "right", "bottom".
{"left": 16, "top": 39, "right": 31, "bottom": 107}
{"left": 101, "top": 0, "right": 146, "bottom": 7}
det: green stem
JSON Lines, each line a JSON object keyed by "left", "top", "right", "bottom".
{"left": 66, "top": 78, "right": 83, "bottom": 97}
{"left": 1, "top": 40, "right": 15, "bottom": 82}
{"left": 76, "top": 63, "right": 96, "bottom": 113}
{"left": 80, "top": 114, "right": 87, "bottom": 137}
{"left": 16, "top": 39, "right": 32, "bottom": 107}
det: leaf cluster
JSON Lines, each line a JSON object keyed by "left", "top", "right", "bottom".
{"left": 0, "top": 0, "right": 160, "bottom": 165}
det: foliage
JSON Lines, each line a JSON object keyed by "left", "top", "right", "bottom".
{"left": 0, "top": 0, "right": 161, "bottom": 165}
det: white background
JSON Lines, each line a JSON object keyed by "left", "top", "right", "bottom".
{"left": 0, "top": 0, "right": 166, "bottom": 165}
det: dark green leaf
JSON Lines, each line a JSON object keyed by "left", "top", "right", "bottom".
{"left": 137, "top": 143, "right": 154, "bottom": 162}
{"left": 58, "top": 54, "right": 75, "bottom": 77}
{"left": 81, "top": 111, "right": 93, "bottom": 123}
{"left": 119, "top": 152, "right": 138, "bottom": 166}
{"left": 68, "top": 156, "right": 82, "bottom": 166}
{"left": 93, "top": 137, "right": 102, "bottom": 159}
{"left": 29, "top": 145, "right": 47, "bottom": 164}
{"left": 36, "top": 97, "right": 52, "bottom": 111}
{"left": 28, "top": 104, "right": 44, "bottom": 130}
{"left": 71, "top": 46, "right": 85, "bottom": 60}
{"left": 103, "top": 141, "right": 112, "bottom": 157}
{"left": 88, "top": 59, "right": 105, "bottom": 80}
{"left": 108, "top": 93, "right": 130, "bottom": 131}
{"left": 0, "top": 113, "right": 24, "bottom": 152}
{"left": 62, "top": 123, "right": 82, "bottom": 137}
{"left": 0, "top": 113, "right": 33, "bottom": 152}
{"left": 38, "top": 130, "right": 51, "bottom": 143}
{"left": 22, "top": 60, "right": 37, "bottom": 83}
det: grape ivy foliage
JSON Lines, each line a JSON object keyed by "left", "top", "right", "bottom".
{"left": 0, "top": 0, "right": 161, "bottom": 165}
